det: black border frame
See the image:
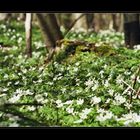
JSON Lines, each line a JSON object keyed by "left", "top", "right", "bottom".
{"left": 0, "top": 0, "right": 140, "bottom": 136}
{"left": 0, "top": 0, "right": 140, "bottom": 11}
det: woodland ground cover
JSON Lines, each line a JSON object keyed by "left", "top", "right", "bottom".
{"left": 0, "top": 21, "right": 140, "bottom": 127}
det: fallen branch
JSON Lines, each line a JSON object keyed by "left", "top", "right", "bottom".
{"left": 122, "top": 65, "right": 140, "bottom": 103}
{"left": 132, "top": 65, "right": 140, "bottom": 90}
{"left": 56, "top": 39, "right": 96, "bottom": 49}
{"left": 136, "top": 87, "right": 140, "bottom": 98}
{"left": 0, "top": 107, "right": 47, "bottom": 126}
{"left": 130, "top": 65, "right": 140, "bottom": 103}
{"left": 4, "top": 103, "right": 43, "bottom": 107}
{"left": 45, "top": 39, "right": 96, "bottom": 64}
{"left": 121, "top": 80, "right": 137, "bottom": 93}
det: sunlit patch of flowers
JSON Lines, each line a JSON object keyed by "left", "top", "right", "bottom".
{"left": 96, "top": 109, "right": 115, "bottom": 122}
{"left": 66, "top": 107, "right": 74, "bottom": 115}
{"left": 76, "top": 99, "right": 84, "bottom": 105}
{"left": 85, "top": 79, "right": 94, "bottom": 88}
{"left": 90, "top": 96, "right": 101, "bottom": 106}
{"left": 33, "top": 41, "right": 45, "bottom": 49}
{"left": 134, "top": 45, "right": 140, "bottom": 50}
{"left": 9, "top": 122, "right": 20, "bottom": 127}
{"left": 64, "top": 100, "right": 73, "bottom": 105}
{"left": 8, "top": 89, "right": 34, "bottom": 103}
{"left": 27, "top": 106, "right": 36, "bottom": 111}
{"left": 108, "top": 89, "right": 114, "bottom": 96}
{"left": 35, "top": 94, "right": 44, "bottom": 103}
{"left": 117, "top": 112, "right": 140, "bottom": 126}
{"left": 56, "top": 99, "right": 63, "bottom": 108}
{"left": 113, "top": 94, "right": 126, "bottom": 105}
{"left": 79, "top": 108, "right": 91, "bottom": 120}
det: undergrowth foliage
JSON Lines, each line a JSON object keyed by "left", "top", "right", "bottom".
{"left": 0, "top": 22, "right": 140, "bottom": 126}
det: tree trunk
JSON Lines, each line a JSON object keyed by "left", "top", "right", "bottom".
{"left": 85, "top": 13, "right": 94, "bottom": 29}
{"left": 112, "top": 13, "right": 120, "bottom": 31}
{"left": 111, "top": 13, "right": 123, "bottom": 32}
{"left": 25, "top": 13, "right": 32, "bottom": 58}
{"left": 119, "top": 14, "right": 123, "bottom": 32}
{"left": 94, "top": 14, "right": 110, "bottom": 32}
{"left": 36, "top": 13, "right": 55, "bottom": 53}
{"left": 56, "top": 13, "right": 73, "bottom": 30}
{"left": 0, "top": 13, "right": 12, "bottom": 23}
{"left": 36, "top": 13, "right": 63, "bottom": 50}
{"left": 18, "top": 13, "right": 26, "bottom": 21}
{"left": 124, "top": 13, "right": 140, "bottom": 48}
{"left": 36, "top": 13, "right": 63, "bottom": 63}
{"left": 45, "top": 14, "right": 63, "bottom": 41}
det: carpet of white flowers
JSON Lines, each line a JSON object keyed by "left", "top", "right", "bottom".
{"left": 0, "top": 22, "right": 140, "bottom": 127}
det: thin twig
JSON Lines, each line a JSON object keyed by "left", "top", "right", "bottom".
{"left": 121, "top": 80, "right": 137, "bottom": 93}
{"left": 56, "top": 107, "right": 59, "bottom": 125}
{"left": 132, "top": 66, "right": 140, "bottom": 90}
{"left": 136, "top": 87, "right": 140, "bottom": 98}
{"left": 122, "top": 65, "right": 140, "bottom": 103}
{"left": 130, "top": 65, "right": 140, "bottom": 103}
{"left": 64, "top": 14, "right": 85, "bottom": 36}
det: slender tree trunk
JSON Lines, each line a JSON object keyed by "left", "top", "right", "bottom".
{"left": 112, "top": 13, "right": 119, "bottom": 31}
{"left": 56, "top": 13, "right": 73, "bottom": 30}
{"left": 36, "top": 13, "right": 55, "bottom": 53}
{"left": 36, "top": 13, "right": 63, "bottom": 50}
{"left": 45, "top": 14, "right": 63, "bottom": 41}
{"left": 119, "top": 14, "right": 123, "bottom": 32}
{"left": 86, "top": 13, "right": 94, "bottom": 29}
{"left": 18, "top": 13, "right": 26, "bottom": 21}
{"left": 124, "top": 13, "right": 140, "bottom": 48}
{"left": 111, "top": 13, "right": 123, "bottom": 32}
{"left": 94, "top": 14, "right": 107, "bottom": 32}
{"left": 0, "top": 13, "right": 12, "bottom": 23}
{"left": 25, "top": 13, "right": 32, "bottom": 58}
{"left": 36, "top": 13, "right": 63, "bottom": 63}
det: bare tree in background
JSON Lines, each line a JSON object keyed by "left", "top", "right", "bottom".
{"left": 71, "top": 13, "right": 88, "bottom": 31}
{"left": 56, "top": 13, "right": 73, "bottom": 30}
{"left": 86, "top": 13, "right": 94, "bottom": 29}
{"left": 56, "top": 13, "right": 94, "bottom": 31}
{"left": 18, "top": 13, "right": 26, "bottom": 21}
{"left": 111, "top": 13, "right": 123, "bottom": 32}
{"left": 45, "top": 14, "right": 63, "bottom": 41}
{"left": 36, "top": 13, "right": 63, "bottom": 49}
{"left": 124, "top": 13, "right": 140, "bottom": 48}
{"left": 36, "top": 13, "right": 63, "bottom": 63}
{"left": 25, "top": 13, "right": 32, "bottom": 57}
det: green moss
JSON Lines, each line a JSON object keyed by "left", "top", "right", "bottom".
{"left": 94, "top": 44, "right": 117, "bottom": 56}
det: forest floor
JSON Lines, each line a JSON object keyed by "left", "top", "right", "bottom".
{"left": 0, "top": 21, "right": 140, "bottom": 127}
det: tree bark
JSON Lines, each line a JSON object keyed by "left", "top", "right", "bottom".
{"left": 45, "top": 14, "right": 63, "bottom": 41}
{"left": 25, "top": 13, "right": 32, "bottom": 58}
{"left": 36, "top": 13, "right": 63, "bottom": 63}
{"left": 56, "top": 13, "right": 73, "bottom": 30}
{"left": 112, "top": 13, "right": 120, "bottom": 31}
{"left": 85, "top": 13, "right": 94, "bottom": 29}
{"left": 124, "top": 13, "right": 140, "bottom": 48}
{"left": 36, "top": 13, "right": 63, "bottom": 50}
{"left": 36, "top": 13, "right": 55, "bottom": 53}
{"left": 18, "top": 13, "right": 26, "bottom": 21}
{"left": 94, "top": 14, "right": 110, "bottom": 32}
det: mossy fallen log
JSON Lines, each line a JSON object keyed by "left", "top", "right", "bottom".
{"left": 44, "top": 39, "right": 116, "bottom": 64}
